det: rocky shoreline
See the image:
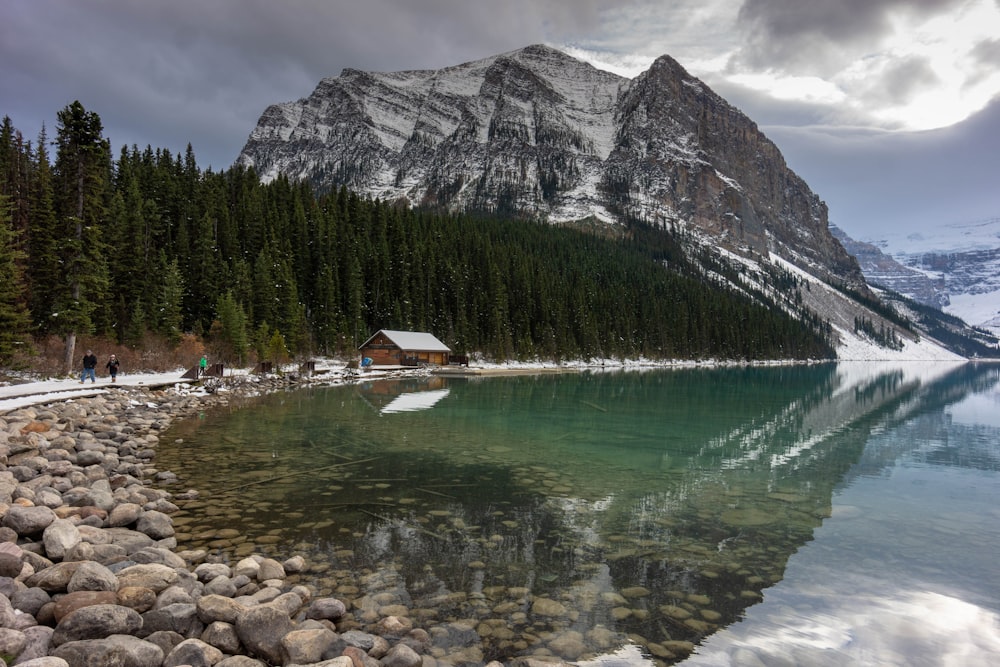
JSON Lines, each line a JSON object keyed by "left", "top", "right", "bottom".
{"left": 0, "top": 371, "right": 521, "bottom": 667}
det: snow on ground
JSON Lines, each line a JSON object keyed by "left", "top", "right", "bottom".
{"left": 948, "top": 289, "right": 1000, "bottom": 331}
{"left": 0, "top": 359, "right": 353, "bottom": 414}
{"left": 832, "top": 323, "right": 965, "bottom": 362}
{"left": 0, "top": 371, "right": 201, "bottom": 413}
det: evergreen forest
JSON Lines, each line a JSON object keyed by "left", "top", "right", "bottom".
{"left": 0, "top": 103, "right": 835, "bottom": 370}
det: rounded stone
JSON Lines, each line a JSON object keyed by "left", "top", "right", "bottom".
{"left": 52, "top": 590, "right": 120, "bottom": 623}
{"left": 51, "top": 603, "right": 143, "bottom": 645}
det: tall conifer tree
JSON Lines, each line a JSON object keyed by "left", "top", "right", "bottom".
{"left": 0, "top": 195, "right": 31, "bottom": 364}
{"left": 27, "top": 127, "right": 60, "bottom": 332}
{"left": 52, "top": 101, "right": 111, "bottom": 371}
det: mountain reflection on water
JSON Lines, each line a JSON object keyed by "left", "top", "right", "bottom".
{"left": 159, "top": 361, "right": 1000, "bottom": 665}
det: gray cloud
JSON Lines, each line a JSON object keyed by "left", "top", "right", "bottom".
{"left": 968, "top": 38, "right": 1000, "bottom": 88}
{"left": 1, "top": 0, "right": 996, "bottom": 234}
{"left": 864, "top": 55, "right": 941, "bottom": 108}
{"left": 766, "top": 95, "right": 1000, "bottom": 237}
{"left": 734, "top": 0, "right": 967, "bottom": 74}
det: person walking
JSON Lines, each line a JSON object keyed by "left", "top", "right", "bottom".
{"left": 80, "top": 350, "right": 98, "bottom": 383}
{"left": 199, "top": 355, "right": 208, "bottom": 376}
{"left": 106, "top": 354, "right": 120, "bottom": 382}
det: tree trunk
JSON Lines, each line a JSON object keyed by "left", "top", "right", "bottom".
{"left": 64, "top": 331, "right": 76, "bottom": 376}
{"left": 63, "top": 163, "right": 85, "bottom": 375}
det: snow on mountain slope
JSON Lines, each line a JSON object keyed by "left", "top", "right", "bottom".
{"left": 769, "top": 254, "right": 962, "bottom": 361}
{"left": 843, "top": 218, "right": 1000, "bottom": 332}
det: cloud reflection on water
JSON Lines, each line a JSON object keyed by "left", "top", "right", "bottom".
{"left": 686, "top": 588, "right": 1000, "bottom": 666}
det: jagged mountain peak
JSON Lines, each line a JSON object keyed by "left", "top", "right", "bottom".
{"left": 237, "top": 45, "right": 864, "bottom": 291}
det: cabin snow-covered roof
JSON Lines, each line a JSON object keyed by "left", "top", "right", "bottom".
{"left": 359, "top": 329, "right": 451, "bottom": 352}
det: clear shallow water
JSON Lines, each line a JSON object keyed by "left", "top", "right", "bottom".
{"left": 158, "top": 362, "right": 1000, "bottom": 665}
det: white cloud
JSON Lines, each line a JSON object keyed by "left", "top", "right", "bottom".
{"left": 558, "top": 46, "right": 653, "bottom": 79}
{"left": 727, "top": 72, "right": 847, "bottom": 106}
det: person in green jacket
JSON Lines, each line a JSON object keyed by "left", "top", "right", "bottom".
{"left": 199, "top": 355, "right": 208, "bottom": 376}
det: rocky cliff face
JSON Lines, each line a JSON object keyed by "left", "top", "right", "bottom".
{"left": 238, "top": 45, "right": 864, "bottom": 289}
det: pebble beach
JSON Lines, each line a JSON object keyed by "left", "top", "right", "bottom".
{"left": 0, "top": 370, "right": 532, "bottom": 667}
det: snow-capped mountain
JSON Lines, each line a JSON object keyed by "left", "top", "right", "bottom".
{"left": 238, "top": 44, "right": 862, "bottom": 289}
{"left": 237, "top": 44, "right": 991, "bottom": 360}
{"left": 835, "top": 219, "right": 1000, "bottom": 333}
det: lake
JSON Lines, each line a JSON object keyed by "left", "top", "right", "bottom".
{"left": 158, "top": 361, "right": 1000, "bottom": 666}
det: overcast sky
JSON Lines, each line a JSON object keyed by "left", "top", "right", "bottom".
{"left": 3, "top": 0, "right": 999, "bottom": 240}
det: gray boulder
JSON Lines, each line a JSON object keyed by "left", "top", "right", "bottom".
{"left": 140, "top": 602, "right": 202, "bottom": 638}
{"left": 281, "top": 627, "right": 340, "bottom": 664}
{"left": 66, "top": 561, "right": 118, "bottom": 593}
{"left": 307, "top": 597, "right": 348, "bottom": 621}
{"left": 136, "top": 510, "right": 174, "bottom": 540}
{"left": 115, "top": 563, "right": 179, "bottom": 592}
{"left": 216, "top": 656, "right": 268, "bottom": 667}
{"left": 52, "top": 590, "right": 119, "bottom": 622}
{"left": 0, "top": 551, "right": 23, "bottom": 578}
{"left": 25, "top": 561, "right": 83, "bottom": 593}
{"left": 380, "top": 643, "right": 423, "bottom": 667}
{"left": 52, "top": 634, "right": 164, "bottom": 667}
{"left": 8, "top": 657, "right": 70, "bottom": 667}
{"left": 51, "top": 603, "right": 143, "bottom": 646}
{"left": 163, "top": 637, "right": 224, "bottom": 667}
{"left": 104, "top": 527, "right": 156, "bottom": 555}
{"left": 42, "top": 519, "right": 82, "bottom": 561}
{"left": 201, "top": 620, "right": 241, "bottom": 654}
{"left": 235, "top": 604, "right": 294, "bottom": 664}
{"left": 3, "top": 505, "right": 56, "bottom": 536}
{"left": 0, "top": 627, "right": 27, "bottom": 662}
{"left": 196, "top": 594, "right": 246, "bottom": 625}
{"left": 256, "top": 557, "right": 285, "bottom": 581}
{"left": 153, "top": 584, "right": 195, "bottom": 609}
{"left": 11, "top": 586, "right": 51, "bottom": 616}
{"left": 14, "top": 624, "right": 55, "bottom": 663}
{"left": 194, "top": 562, "right": 232, "bottom": 582}
{"left": 142, "top": 629, "right": 185, "bottom": 659}
{"left": 130, "top": 546, "right": 187, "bottom": 568}
{"left": 106, "top": 503, "right": 143, "bottom": 527}
{"left": 204, "top": 574, "right": 238, "bottom": 598}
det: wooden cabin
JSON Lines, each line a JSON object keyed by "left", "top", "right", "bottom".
{"left": 358, "top": 329, "right": 451, "bottom": 366}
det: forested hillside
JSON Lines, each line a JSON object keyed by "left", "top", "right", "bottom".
{"left": 0, "top": 103, "right": 834, "bottom": 369}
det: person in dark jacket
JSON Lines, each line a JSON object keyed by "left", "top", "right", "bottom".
{"left": 81, "top": 350, "right": 98, "bottom": 383}
{"left": 106, "top": 354, "right": 120, "bottom": 382}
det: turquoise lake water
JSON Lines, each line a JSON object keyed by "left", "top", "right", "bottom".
{"left": 158, "top": 361, "right": 1000, "bottom": 665}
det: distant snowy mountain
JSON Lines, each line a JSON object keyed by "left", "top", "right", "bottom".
{"left": 835, "top": 219, "right": 1000, "bottom": 334}
{"left": 237, "top": 44, "right": 989, "bottom": 361}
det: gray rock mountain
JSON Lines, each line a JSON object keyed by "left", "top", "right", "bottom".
{"left": 237, "top": 44, "right": 864, "bottom": 290}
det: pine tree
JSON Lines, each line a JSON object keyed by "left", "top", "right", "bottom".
{"left": 213, "top": 291, "right": 249, "bottom": 365}
{"left": 186, "top": 211, "right": 220, "bottom": 331}
{"left": 52, "top": 101, "right": 112, "bottom": 372}
{"left": 0, "top": 195, "right": 32, "bottom": 365}
{"left": 0, "top": 117, "right": 33, "bottom": 236}
{"left": 106, "top": 178, "right": 150, "bottom": 340}
{"left": 26, "top": 126, "right": 61, "bottom": 332}
{"left": 156, "top": 257, "right": 185, "bottom": 345}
